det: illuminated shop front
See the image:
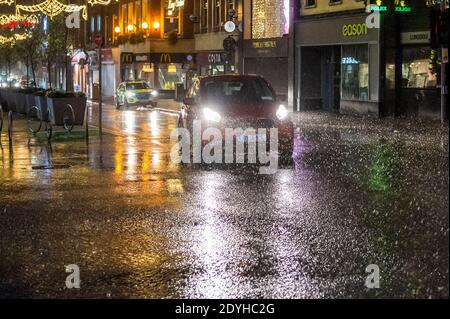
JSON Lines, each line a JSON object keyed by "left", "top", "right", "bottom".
{"left": 196, "top": 51, "right": 235, "bottom": 76}
{"left": 243, "top": 0, "right": 290, "bottom": 99}
{"left": 120, "top": 52, "right": 195, "bottom": 90}
{"left": 295, "top": 13, "right": 381, "bottom": 115}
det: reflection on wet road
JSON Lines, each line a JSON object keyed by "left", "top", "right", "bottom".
{"left": 0, "top": 103, "right": 448, "bottom": 298}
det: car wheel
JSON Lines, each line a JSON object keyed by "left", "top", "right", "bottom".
{"left": 115, "top": 98, "right": 121, "bottom": 109}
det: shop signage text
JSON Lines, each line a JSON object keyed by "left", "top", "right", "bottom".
{"left": 208, "top": 53, "right": 222, "bottom": 64}
{"left": 401, "top": 31, "right": 430, "bottom": 44}
{"left": 369, "top": 0, "right": 413, "bottom": 13}
{"left": 342, "top": 23, "right": 368, "bottom": 37}
{"left": 252, "top": 41, "right": 277, "bottom": 49}
{"left": 134, "top": 54, "right": 148, "bottom": 62}
{"left": 120, "top": 52, "right": 133, "bottom": 64}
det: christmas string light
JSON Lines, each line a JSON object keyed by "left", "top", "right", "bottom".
{"left": 87, "top": 0, "right": 111, "bottom": 5}
{"left": 0, "top": 0, "right": 14, "bottom": 6}
{"left": 15, "top": 0, "right": 88, "bottom": 20}
{"left": 0, "top": 14, "right": 39, "bottom": 27}
{"left": 0, "top": 33, "right": 31, "bottom": 45}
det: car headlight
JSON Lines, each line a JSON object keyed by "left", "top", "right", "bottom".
{"left": 126, "top": 92, "right": 136, "bottom": 98}
{"left": 14, "top": 82, "right": 20, "bottom": 88}
{"left": 276, "top": 104, "right": 288, "bottom": 120}
{"left": 202, "top": 107, "right": 221, "bottom": 122}
{"left": 150, "top": 90, "right": 158, "bottom": 97}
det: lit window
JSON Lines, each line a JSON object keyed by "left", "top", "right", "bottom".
{"left": 402, "top": 47, "right": 439, "bottom": 88}
{"left": 90, "top": 16, "right": 95, "bottom": 33}
{"left": 305, "top": 0, "right": 316, "bottom": 7}
{"left": 252, "top": 0, "right": 288, "bottom": 39}
{"left": 342, "top": 45, "right": 369, "bottom": 101}
{"left": 97, "top": 15, "right": 101, "bottom": 32}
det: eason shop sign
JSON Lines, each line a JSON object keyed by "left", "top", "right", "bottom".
{"left": 342, "top": 23, "right": 368, "bottom": 37}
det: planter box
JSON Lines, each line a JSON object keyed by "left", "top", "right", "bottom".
{"left": 14, "top": 92, "right": 27, "bottom": 114}
{"left": 0, "top": 89, "right": 9, "bottom": 111}
{"left": 24, "top": 93, "right": 38, "bottom": 115}
{"left": 5, "top": 91, "right": 16, "bottom": 112}
{"left": 47, "top": 96, "right": 87, "bottom": 126}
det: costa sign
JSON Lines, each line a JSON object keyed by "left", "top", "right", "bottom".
{"left": 208, "top": 53, "right": 222, "bottom": 64}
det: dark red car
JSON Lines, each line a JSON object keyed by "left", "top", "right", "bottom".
{"left": 177, "top": 74, "right": 294, "bottom": 161}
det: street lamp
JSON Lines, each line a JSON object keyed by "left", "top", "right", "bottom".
{"left": 127, "top": 24, "right": 134, "bottom": 32}
{"left": 153, "top": 21, "right": 160, "bottom": 31}
{"left": 142, "top": 21, "right": 149, "bottom": 30}
{"left": 114, "top": 26, "right": 120, "bottom": 33}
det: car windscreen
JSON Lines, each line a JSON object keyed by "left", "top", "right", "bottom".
{"left": 126, "top": 82, "right": 149, "bottom": 90}
{"left": 202, "top": 78, "right": 275, "bottom": 105}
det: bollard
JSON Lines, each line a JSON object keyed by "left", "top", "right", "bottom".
{"left": 8, "top": 110, "right": 13, "bottom": 143}
{"left": 0, "top": 107, "right": 3, "bottom": 135}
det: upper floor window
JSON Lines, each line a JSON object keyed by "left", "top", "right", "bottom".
{"left": 329, "top": 0, "right": 343, "bottom": 5}
{"left": 252, "top": 0, "right": 288, "bottom": 39}
{"left": 304, "top": 0, "right": 316, "bottom": 7}
{"left": 165, "top": 2, "right": 180, "bottom": 34}
{"left": 90, "top": 16, "right": 95, "bottom": 33}
{"left": 97, "top": 15, "right": 102, "bottom": 32}
{"left": 201, "top": 0, "right": 208, "bottom": 32}
{"left": 214, "top": 0, "right": 221, "bottom": 28}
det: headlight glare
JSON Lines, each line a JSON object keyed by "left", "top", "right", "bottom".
{"left": 276, "top": 104, "right": 288, "bottom": 120}
{"left": 126, "top": 92, "right": 136, "bottom": 98}
{"left": 202, "top": 107, "right": 221, "bottom": 122}
{"left": 150, "top": 90, "right": 158, "bottom": 97}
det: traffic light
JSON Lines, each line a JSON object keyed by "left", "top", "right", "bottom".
{"left": 223, "top": 36, "right": 236, "bottom": 51}
{"left": 440, "top": 11, "right": 449, "bottom": 48}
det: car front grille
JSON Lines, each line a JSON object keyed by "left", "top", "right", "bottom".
{"left": 223, "top": 118, "right": 275, "bottom": 129}
{"left": 135, "top": 93, "right": 150, "bottom": 99}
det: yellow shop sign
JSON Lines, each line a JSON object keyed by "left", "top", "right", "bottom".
{"left": 342, "top": 23, "right": 368, "bottom": 37}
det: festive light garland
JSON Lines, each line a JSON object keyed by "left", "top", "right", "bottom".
{"left": 87, "top": 0, "right": 111, "bottom": 5}
{"left": 0, "top": 33, "right": 31, "bottom": 45}
{"left": 0, "top": 14, "right": 39, "bottom": 29}
{"left": 16, "top": 0, "right": 88, "bottom": 20}
{"left": 0, "top": 0, "right": 14, "bottom": 5}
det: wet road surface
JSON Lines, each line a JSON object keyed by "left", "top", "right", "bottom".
{"left": 0, "top": 102, "right": 448, "bottom": 298}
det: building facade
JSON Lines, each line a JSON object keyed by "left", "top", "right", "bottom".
{"left": 191, "top": 0, "right": 242, "bottom": 76}
{"left": 81, "top": 0, "right": 196, "bottom": 97}
{"left": 293, "top": 0, "right": 448, "bottom": 118}
{"left": 242, "top": 0, "right": 292, "bottom": 104}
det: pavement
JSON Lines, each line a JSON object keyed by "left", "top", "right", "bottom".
{"left": 0, "top": 99, "right": 448, "bottom": 298}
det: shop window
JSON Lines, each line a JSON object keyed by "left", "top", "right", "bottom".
{"left": 304, "top": 0, "right": 316, "bottom": 8}
{"left": 402, "top": 47, "right": 439, "bottom": 89}
{"left": 158, "top": 64, "right": 185, "bottom": 89}
{"left": 341, "top": 44, "right": 369, "bottom": 101}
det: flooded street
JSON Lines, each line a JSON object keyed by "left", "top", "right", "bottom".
{"left": 0, "top": 103, "right": 448, "bottom": 298}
